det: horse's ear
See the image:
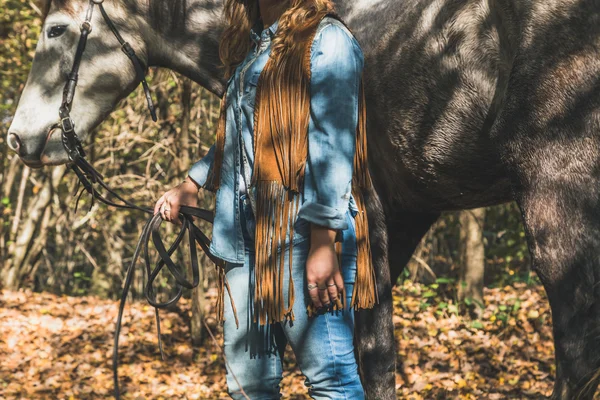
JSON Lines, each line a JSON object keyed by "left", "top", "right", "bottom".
{"left": 33, "top": 0, "right": 51, "bottom": 19}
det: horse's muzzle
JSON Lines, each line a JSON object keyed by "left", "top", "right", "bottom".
{"left": 7, "top": 131, "right": 44, "bottom": 168}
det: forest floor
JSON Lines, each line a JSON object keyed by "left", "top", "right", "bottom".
{"left": 0, "top": 280, "right": 565, "bottom": 399}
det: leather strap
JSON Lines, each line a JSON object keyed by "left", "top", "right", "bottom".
{"left": 98, "top": 3, "right": 157, "bottom": 122}
{"left": 58, "top": 3, "right": 226, "bottom": 398}
{"left": 59, "top": 0, "right": 157, "bottom": 163}
{"left": 69, "top": 157, "right": 220, "bottom": 400}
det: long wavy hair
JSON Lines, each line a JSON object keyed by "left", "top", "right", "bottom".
{"left": 219, "top": 0, "right": 336, "bottom": 79}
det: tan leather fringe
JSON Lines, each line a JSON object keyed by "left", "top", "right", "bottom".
{"left": 216, "top": 267, "right": 224, "bottom": 321}
{"left": 251, "top": 39, "right": 310, "bottom": 188}
{"left": 350, "top": 185, "right": 377, "bottom": 310}
{"left": 216, "top": 261, "right": 239, "bottom": 328}
{"left": 206, "top": 92, "right": 232, "bottom": 325}
{"left": 248, "top": 14, "right": 321, "bottom": 324}
{"left": 253, "top": 181, "right": 300, "bottom": 324}
{"left": 204, "top": 92, "right": 228, "bottom": 192}
{"left": 348, "top": 77, "right": 378, "bottom": 310}
{"left": 210, "top": 11, "right": 378, "bottom": 325}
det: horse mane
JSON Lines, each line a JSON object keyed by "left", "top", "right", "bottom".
{"left": 148, "top": 0, "right": 188, "bottom": 33}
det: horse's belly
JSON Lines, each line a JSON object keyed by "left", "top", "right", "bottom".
{"left": 369, "top": 126, "right": 513, "bottom": 213}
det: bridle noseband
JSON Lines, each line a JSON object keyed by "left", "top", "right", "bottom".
{"left": 58, "top": 0, "right": 157, "bottom": 164}
{"left": 53, "top": 2, "right": 230, "bottom": 399}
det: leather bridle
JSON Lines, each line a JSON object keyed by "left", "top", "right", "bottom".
{"left": 57, "top": 0, "right": 156, "bottom": 163}
{"left": 55, "top": 1, "right": 229, "bottom": 399}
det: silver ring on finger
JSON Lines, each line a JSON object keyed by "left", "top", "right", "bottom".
{"left": 327, "top": 283, "right": 336, "bottom": 287}
{"left": 307, "top": 283, "right": 318, "bottom": 291}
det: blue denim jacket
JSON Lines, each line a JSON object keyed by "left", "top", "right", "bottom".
{"left": 188, "top": 16, "right": 364, "bottom": 264}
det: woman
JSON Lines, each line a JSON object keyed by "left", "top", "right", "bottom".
{"left": 154, "top": 0, "right": 376, "bottom": 398}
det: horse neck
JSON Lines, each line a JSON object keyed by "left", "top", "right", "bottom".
{"left": 130, "top": 0, "right": 226, "bottom": 96}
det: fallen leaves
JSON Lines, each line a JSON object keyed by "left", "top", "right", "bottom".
{"left": 394, "top": 280, "right": 556, "bottom": 399}
{"left": 0, "top": 280, "right": 577, "bottom": 399}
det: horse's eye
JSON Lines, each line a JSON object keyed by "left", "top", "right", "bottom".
{"left": 48, "top": 25, "right": 68, "bottom": 38}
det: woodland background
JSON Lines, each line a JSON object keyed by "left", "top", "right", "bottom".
{"left": 0, "top": 2, "right": 566, "bottom": 399}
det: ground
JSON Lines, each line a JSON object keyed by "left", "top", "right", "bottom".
{"left": 0, "top": 281, "right": 563, "bottom": 399}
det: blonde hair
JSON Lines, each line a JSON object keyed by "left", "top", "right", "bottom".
{"left": 219, "top": 0, "right": 336, "bottom": 79}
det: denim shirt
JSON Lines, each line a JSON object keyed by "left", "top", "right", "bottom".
{"left": 188, "top": 16, "right": 365, "bottom": 264}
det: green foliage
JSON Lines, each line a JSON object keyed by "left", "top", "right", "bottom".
{"left": 485, "top": 202, "right": 528, "bottom": 262}
{"left": 400, "top": 202, "right": 532, "bottom": 295}
{"left": 0, "top": 0, "right": 42, "bottom": 120}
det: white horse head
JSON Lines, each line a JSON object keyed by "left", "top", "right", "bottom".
{"left": 7, "top": 0, "right": 149, "bottom": 167}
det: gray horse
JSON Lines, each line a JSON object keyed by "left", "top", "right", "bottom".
{"left": 7, "top": 0, "right": 600, "bottom": 398}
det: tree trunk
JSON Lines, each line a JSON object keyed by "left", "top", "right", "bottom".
{"left": 3, "top": 171, "right": 52, "bottom": 289}
{"left": 458, "top": 208, "right": 486, "bottom": 314}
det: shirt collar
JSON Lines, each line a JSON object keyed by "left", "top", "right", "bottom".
{"left": 250, "top": 17, "right": 279, "bottom": 46}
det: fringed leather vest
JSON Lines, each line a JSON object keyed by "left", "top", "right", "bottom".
{"left": 210, "top": 11, "right": 377, "bottom": 325}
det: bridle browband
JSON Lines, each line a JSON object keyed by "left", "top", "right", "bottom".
{"left": 56, "top": 1, "right": 228, "bottom": 399}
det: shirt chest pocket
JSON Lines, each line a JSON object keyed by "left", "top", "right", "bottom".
{"left": 243, "top": 71, "right": 261, "bottom": 108}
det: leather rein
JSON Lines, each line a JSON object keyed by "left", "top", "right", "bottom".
{"left": 56, "top": 1, "right": 223, "bottom": 398}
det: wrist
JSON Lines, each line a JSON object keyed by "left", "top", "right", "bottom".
{"left": 182, "top": 176, "right": 201, "bottom": 191}
{"left": 310, "top": 224, "right": 336, "bottom": 248}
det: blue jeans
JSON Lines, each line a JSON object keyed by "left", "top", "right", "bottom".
{"left": 222, "top": 194, "right": 365, "bottom": 399}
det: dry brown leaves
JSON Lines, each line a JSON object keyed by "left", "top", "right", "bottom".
{"left": 0, "top": 289, "right": 308, "bottom": 400}
{"left": 394, "top": 281, "right": 555, "bottom": 399}
{"left": 0, "top": 282, "right": 566, "bottom": 399}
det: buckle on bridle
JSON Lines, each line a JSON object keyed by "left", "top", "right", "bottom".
{"left": 81, "top": 21, "right": 92, "bottom": 33}
{"left": 61, "top": 116, "right": 75, "bottom": 133}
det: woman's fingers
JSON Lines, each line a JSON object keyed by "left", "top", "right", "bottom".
{"left": 155, "top": 183, "right": 200, "bottom": 225}
{"left": 327, "top": 278, "right": 342, "bottom": 309}
{"left": 154, "top": 194, "right": 166, "bottom": 215}
{"left": 318, "top": 284, "right": 330, "bottom": 307}
{"left": 307, "top": 282, "right": 322, "bottom": 309}
{"left": 170, "top": 198, "right": 181, "bottom": 225}
{"left": 333, "top": 269, "right": 344, "bottom": 307}
{"left": 160, "top": 197, "right": 171, "bottom": 221}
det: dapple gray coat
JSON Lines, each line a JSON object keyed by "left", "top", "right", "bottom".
{"left": 8, "top": 0, "right": 600, "bottom": 398}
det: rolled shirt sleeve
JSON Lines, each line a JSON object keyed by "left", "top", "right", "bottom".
{"left": 187, "top": 143, "right": 216, "bottom": 190}
{"left": 296, "top": 22, "right": 364, "bottom": 231}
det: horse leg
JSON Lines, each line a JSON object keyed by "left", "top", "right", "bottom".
{"left": 354, "top": 186, "right": 396, "bottom": 400}
{"left": 514, "top": 176, "right": 600, "bottom": 400}
{"left": 386, "top": 211, "right": 440, "bottom": 285}
{"left": 355, "top": 182, "right": 439, "bottom": 399}
{"left": 496, "top": 30, "right": 600, "bottom": 394}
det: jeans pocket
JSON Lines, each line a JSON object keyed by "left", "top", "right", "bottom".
{"left": 291, "top": 217, "right": 310, "bottom": 245}
{"left": 343, "top": 211, "right": 358, "bottom": 256}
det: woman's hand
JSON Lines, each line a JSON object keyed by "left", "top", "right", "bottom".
{"left": 306, "top": 225, "right": 344, "bottom": 310}
{"left": 153, "top": 176, "right": 201, "bottom": 224}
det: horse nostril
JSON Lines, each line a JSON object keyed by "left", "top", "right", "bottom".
{"left": 7, "top": 133, "right": 21, "bottom": 154}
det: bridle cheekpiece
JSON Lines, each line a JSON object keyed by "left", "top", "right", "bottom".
{"left": 58, "top": 0, "right": 157, "bottom": 163}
